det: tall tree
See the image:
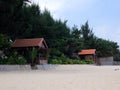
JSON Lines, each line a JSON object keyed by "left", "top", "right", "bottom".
{"left": 0, "top": 0, "right": 29, "bottom": 39}
{"left": 66, "top": 25, "right": 83, "bottom": 58}
{"left": 80, "top": 21, "right": 94, "bottom": 49}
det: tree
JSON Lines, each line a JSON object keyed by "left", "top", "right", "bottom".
{"left": 65, "top": 25, "right": 83, "bottom": 58}
{"left": 0, "top": 0, "right": 30, "bottom": 39}
{"left": 0, "top": 0, "right": 120, "bottom": 61}
{"left": 94, "top": 38, "right": 119, "bottom": 57}
{"left": 0, "top": 34, "right": 11, "bottom": 50}
{"left": 80, "top": 21, "right": 119, "bottom": 57}
{"left": 80, "top": 21, "right": 94, "bottom": 49}
{"left": 71, "top": 25, "right": 81, "bottom": 38}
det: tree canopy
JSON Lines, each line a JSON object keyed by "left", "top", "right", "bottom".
{"left": 0, "top": 0, "right": 120, "bottom": 60}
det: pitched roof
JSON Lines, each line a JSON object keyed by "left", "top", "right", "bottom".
{"left": 78, "top": 49, "right": 96, "bottom": 55}
{"left": 12, "top": 38, "right": 48, "bottom": 48}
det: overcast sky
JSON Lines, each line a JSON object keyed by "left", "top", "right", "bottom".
{"left": 32, "top": 0, "right": 120, "bottom": 46}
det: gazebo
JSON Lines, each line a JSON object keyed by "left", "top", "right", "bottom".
{"left": 12, "top": 38, "right": 48, "bottom": 64}
{"left": 78, "top": 49, "right": 96, "bottom": 63}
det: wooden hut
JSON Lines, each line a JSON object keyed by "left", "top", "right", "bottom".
{"left": 78, "top": 49, "right": 96, "bottom": 63}
{"left": 12, "top": 38, "right": 48, "bottom": 64}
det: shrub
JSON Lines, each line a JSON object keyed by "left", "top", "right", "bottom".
{"left": 0, "top": 56, "right": 8, "bottom": 64}
{"left": 0, "top": 49, "right": 29, "bottom": 65}
{"left": 5, "top": 50, "right": 18, "bottom": 64}
{"left": 0, "top": 57, "right": 3, "bottom": 64}
{"left": 7, "top": 56, "right": 15, "bottom": 64}
{"left": 84, "top": 60, "right": 94, "bottom": 64}
{"left": 67, "top": 59, "right": 74, "bottom": 64}
{"left": 0, "top": 34, "right": 11, "bottom": 50}
{"left": 50, "top": 59, "right": 62, "bottom": 64}
{"left": 49, "top": 54, "right": 94, "bottom": 64}
{"left": 79, "top": 60, "right": 86, "bottom": 64}
{"left": 49, "top": 49, "right": 62, "bottom": 59}
{"left": 50, "top": 59, "right": 94, "bottom": 64}
{"left": 50, "top": 59, "right": 57, "bottom": 64}
{"left": 72, "top": 59, "right": 80, "bottom": 64}
{"left": 114, "top": 55, "right": 120, "bottom": 61}
{"left": 16, "top": 56, "right": 27, "bottom": 65}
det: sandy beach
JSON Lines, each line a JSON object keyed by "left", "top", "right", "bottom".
{"left": 0, "top": 65, "right": 120, "bottom": 90}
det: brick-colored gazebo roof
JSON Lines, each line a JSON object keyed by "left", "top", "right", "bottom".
{"left": 12, "top": 38, "right": 48, "bottom": 48}
{"left": 78, "top": 49, "right": 96, "bottom": 55}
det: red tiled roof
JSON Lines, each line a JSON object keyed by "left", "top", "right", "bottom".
{"left": 12, "top": 38, "right": 48, "bottom": 48}
{"left": 78, "top": 49, "right": 96, "bottom": 55}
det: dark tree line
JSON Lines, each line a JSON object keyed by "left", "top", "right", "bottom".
{"left": 0, "top": 0, "right": 120, "bottom": 61}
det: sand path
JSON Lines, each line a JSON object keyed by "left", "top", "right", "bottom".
{"left": 0, "top": 65, "right": 120, "bottom": 90}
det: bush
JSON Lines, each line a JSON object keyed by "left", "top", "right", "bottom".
{"left": 49, "top": 53, "right": 94, "bottom": 64}
{"left": 0, "top": 56, "right": 27, "bottom": 65}
{"left": 84, "top": 60, "right": 94, "bottom": 64}
{"left": 7, "top": 56, "right": 15, "bottom": 64}
{"left": 50, "top": 58, "right": 94, "bottom": 64}
{"left": 66, "top": 59, "right": 74, "bottom": 64}
{"left": 114, "top": 55, "right": 120, "bottom": 61}
{"left": 0, "top": 56, "right": 8, "bottom": 64}
{"left": 50, "top": 59, "right": 62, "bottom": 64}
{"left": 0, "top": 57, "right": 3, "bottom": 64}
{"left": 72, "top": 59, "right": 81, "bottom": 64}
{"left": 49, "top": 49, "right": 62, "bottom": 59}
{"left": 16, "top": 56, "right": 27, "bottom": 65}
{"left": 6, "top": 50, "right": 18, "bottom": 64}
{"left": 0, "top": 34, "right": 11, "bottom": 50}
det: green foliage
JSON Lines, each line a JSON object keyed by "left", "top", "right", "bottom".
{"left": 7, "top": 56, "right": 15, "bottom": 64}
{"left": 92, "top": 38, "right": 119, "bottom": 57}
{"left": 79, "top": 21, "right": 119, "bottom": 57}
{"left": 50, "top": 59, "right": 94, "bottom": 64}
{"left": 72, "top": 60, "right": 80, "bottom": 64}
{"left": 0, "top": 57, "right": 3, "bottom": 64}
{"left": 0, "top": 0, "right": 120, "bottom": 61}
{"left": 6, "top": 50, "right": 18, "bottom": 64}
{"left": 49, "top": 48, "right": 62, "bottom": 59}
{"left": 0, "top": 56, "right": 27, "bottom": 65}
{"left": 66, "top": 38, "right": 83, "bottom": 58}
{"left": 0, "top": 50, "right": 27, "bottom": 65}
{"left": 16, "top": 56, "right": 27, "bottom": 65}
{"left": 50, "top": 59, "right": 62, "bottom": 64}
{"left": 114, "top": 54, "right": 120, "bottom": 61}
{"left": 31, "top": 47, "right": 37, "bottom": 64}
{"left": 26, "top": 47, "right": 37, "bottom": 65}
{"left": 0, "top": 57, "right": 8, "bottom": 64}
{"left": 0, "top": 0, "right": 30, "bottom": 39}
{"left": 50, "top": 54, "right": 94, "bottom": 64}
{"left": 80, "top": 21, "right": 95, "bottom": 49}
{"left": 0, "top": 34, "right": 11, "bottom": 50}
{"left": 83, "top": 60, "right": 94, "bottom": 64}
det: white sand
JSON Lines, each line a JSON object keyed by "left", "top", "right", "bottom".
{"left": 0, "top": 65, "right": 120, "bottom": 90}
